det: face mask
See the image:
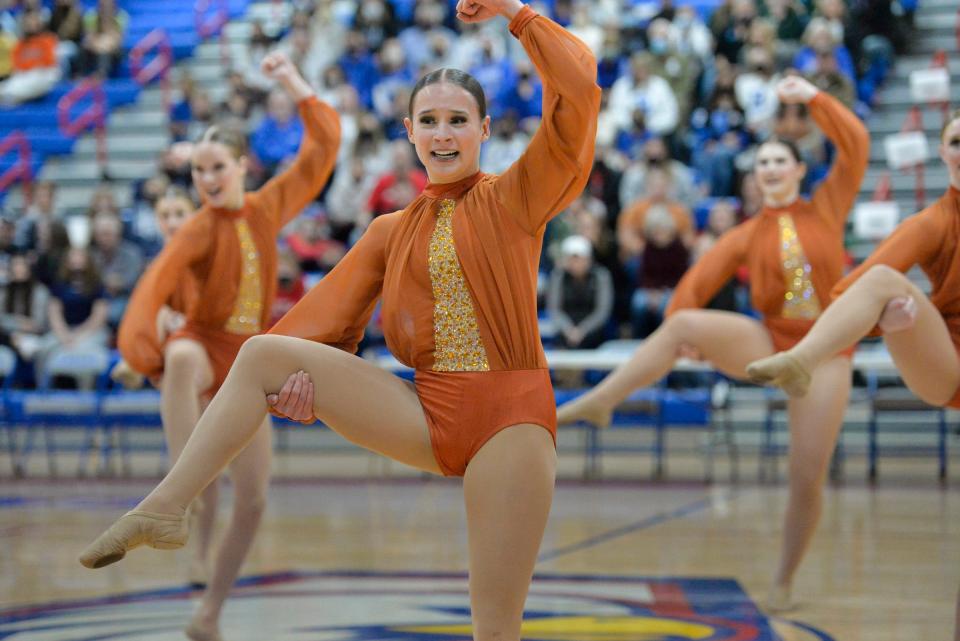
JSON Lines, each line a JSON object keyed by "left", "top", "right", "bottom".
{"left": 649, "top": 38, "right": 669, "bottom": 55}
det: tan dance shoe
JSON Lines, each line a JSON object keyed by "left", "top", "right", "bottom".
{"left": 745, "top": 353, "right": 812, "bottom": 398}
{"left": 78, "top": 509, "right": 189, "bottom": 569}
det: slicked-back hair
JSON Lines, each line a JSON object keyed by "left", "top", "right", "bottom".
{"left": 408, "top": 68, "right": 487, "bottom": 119}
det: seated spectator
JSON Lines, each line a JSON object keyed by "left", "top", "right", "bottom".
{"left": 734, "top": 45, "right": 780, "bottom": 135}
{"left": 0, "top": 251, "right": 50, "bottom": 383}
{"left": 804, "top": 42, "right": 856, "bottom": 108}
{"left": 793, "top": 18, "right": 854, "bottom": 81}
{"left": 49, "top": 0, "right": 83, "bottom": 76}
{"left": 36, "top": 246, "right": 109, "bottom": 389}
{"left": 618, "top": 166, "right": 696, "bottom": 253}
{"left": 762, "top": 0, "right": 808, "bottom": 46}
{"left": 607, "top": 51, "right": 679, "bottom": 137}
{"left": 269, "top": 249, "right": 307, "bottom": 327}
{"left": 712, "top": 0, "right": 757, "bottom": 64}
{"left": 326, "top": 156, "right": 370, "bottom": 239}
{"left": 480, "top": 113, "right": 529, "bottom": 175}
{"left": 647, "top": 18, "right": 700, "bottom": 124}
{"left": 546, "top": 235, "right": 614, "bottom": 350}
{"left": 0, "top": 23, "right": 14, "bottom": 82}
{"left": 250, "top": 89, "right": 305, "bottom": 178}
{"left": 619, "top": 137, "right": 698, "bottom": 210}
{"left": 285, "top": 209, "right": 346, "bottom": 273}
{"left": 89, "top": 212, "right": 144, "bottom": 327}
{"left": 627, "top": 206, "right": 691, "bottom": 337}
{"left": 0, "top": 211, "right": 18, "bottom": 278}
{"left": 670, "top": 5, "right": 714, "bottom": 62}
{"left": 79, "top": 0, "right": 127, "bottom": 78}
{"left": 367, "top": 140, "right": 426, "bottom": 218}
{"left": 0, "top": 10, "right": 61, "bottom": 106}
{"left": 693, "top": 199, "right": 742, "bottom": 312}
{"left": 15, "top": 181, "right": 62, "bottom": 250}
{"left": 398, "top": 0, "right": 457, "bottom": 70}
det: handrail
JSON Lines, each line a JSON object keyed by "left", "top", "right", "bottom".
{"left": 195, "top": 0, "right": 228, "bottom": 39}
{"left": 0, "top": 131, "right": 32, "bottom": 197}
{"left": 57, "top": 79, "right": 108, "bottom": 173}
{"left": 195, "top": 0, "right": 231, "bottom": 67}
{"left": 129, "top": 29, "right": 172, "bottom": 112}
{"left": 871, "top": 172, "right": 891, "bottom": 202}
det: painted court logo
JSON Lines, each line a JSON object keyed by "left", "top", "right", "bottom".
{"left": 0, "top": 571, "right": 832, "bottom": 640}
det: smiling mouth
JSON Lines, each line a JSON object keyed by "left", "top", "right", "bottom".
{"left": 431, "top": 151, "right": 459, "bottom": 161}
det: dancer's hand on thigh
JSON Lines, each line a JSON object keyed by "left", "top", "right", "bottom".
{"left": 878, "top": 296, "right": 917, "bottom": 334}
{"left": 266, "top": 370, "right": 316, "bottom": 424}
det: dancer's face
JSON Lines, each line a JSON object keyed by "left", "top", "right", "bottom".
{"left": 755, "top": 141, "right": 805, "bottom": 204}
{"left": 191, "top": 142, "right": 247, "bottom": 209}
{"left": 155, "top": 195, "right": 196, "bottom": 242}
{"left": 940, "top": 117, "right": 960, "bottom": 190}
{"left": 404, "top": 82, "right": 490, "bottom": 184}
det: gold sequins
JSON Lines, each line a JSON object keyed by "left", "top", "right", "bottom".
{"left": 778, "top": 214, "right": 822, "bottom": 320}
{"left": 224, "top": 219, "right": 263, "bottom": 334}
{"left": 428, "top": 199, "right": 489, "bottom": 372}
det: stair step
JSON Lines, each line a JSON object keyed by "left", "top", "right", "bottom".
{"left": 39, "top": 159, "right": 156, "bottom": 182}
{"left": 74, "top": 132, "right": 169, "bottom": 156}
{"left": 874, "top": 82, "right": 960, "bottom": 107}
{"left": 6, "top": 181, "right": 134, "bottom": 213}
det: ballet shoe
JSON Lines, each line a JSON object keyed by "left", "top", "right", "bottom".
{"left": 556, "top": 395, "right": 613, "bottom": 429}
{"left": 185, "top": 620, "right": 224, "bottom": 641}
{"left": 78, "top": 509, "right": 189, "bottom": 569}
{"left": 765, "top": 584, "right": 798, "bottom": 613}
{"left": 745, "top": 353, "right": 811, "bottom": 398}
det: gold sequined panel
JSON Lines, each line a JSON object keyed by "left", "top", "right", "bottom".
{"left": 224, "top": 219, "right": 263, "bottom": 335}
{"left": 778, "top": 214, "right": 822, "bottom": 320}
{"left": 428, "top": 199, "right": 489, "bottom": 372}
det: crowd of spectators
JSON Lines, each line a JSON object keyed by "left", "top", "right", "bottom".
{"left": 0, "top": 0, "right": 914, "bottom": 387}
{"left": 0, "top": 0, "right": 127, "bottom": 105}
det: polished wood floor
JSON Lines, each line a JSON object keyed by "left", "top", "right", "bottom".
{"left": 1, "top": 472, "right": 957, "bottom": 641}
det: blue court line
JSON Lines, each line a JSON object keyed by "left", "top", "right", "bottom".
{"left": 537, "top": 496, "right": 713, "bottom": 563}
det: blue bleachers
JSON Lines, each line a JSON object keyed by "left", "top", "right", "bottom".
{"left": 0, "top": 0, "right": 249, "bottom": 194}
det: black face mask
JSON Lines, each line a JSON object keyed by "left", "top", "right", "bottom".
{"left": 279, "top": 276, "right": 294, "bottom": 288}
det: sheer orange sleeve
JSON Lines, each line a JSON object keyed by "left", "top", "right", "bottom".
{"left": 666, "top": 222, "right": 750, "bottom": 315}
{"left": 267, "top": 213, "right": 394, "bottom": 352}
{"left": 250, "top": 96, "right": 341, "bottom": 233}
{"left": 831, "top": 212, "right": 941, "bottom": 299}
{"left": 117, "top": 215, "right": 214, "bottom": 378}
{"left": 493, "top": 7, "right": 601, "bottom": 235}
{"left": 808, "top": 91, "right": 870, "bottom": 227}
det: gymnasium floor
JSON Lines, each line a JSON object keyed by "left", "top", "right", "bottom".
{"left": 2, "top": 473, "right": 957, "bottom": 641}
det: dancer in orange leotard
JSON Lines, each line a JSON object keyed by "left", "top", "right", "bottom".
{"left": 747, "top": 109, "right": 960, "bottom": 638}
{"left": 557, "top": 75, "right": 870, "bottom": 611}
{"left": 78, "top": 2, "right": 599, "bottom": 639}
{"left": 104, "top": 50, "right": 340, "bottom": 641}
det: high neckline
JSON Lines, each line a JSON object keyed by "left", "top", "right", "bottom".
{"left": 759, "top": 199, "right": 800, "bottom": 216}
{"left": 422, "top": 171, "right": 485, "bottom": 200}
{"left": 208, "top": 197, "right": 248, "bottom": 219}
{"left": 949, "top": 185, "right": 960, "bottom": 200}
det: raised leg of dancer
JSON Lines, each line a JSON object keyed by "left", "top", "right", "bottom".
{"left": 81, "top": 334, "right": 554, "bottom": 641}
{"left": 770, "top": 355, "right": 850, "bottom": 610}
{"left": 557, "top": 310, "right": 776, "bottom": 427}
{"left": 748, "top": 265, "right": 960, "bottom": 404}
{"left": 161, "top": 338, "right": 219, "bottom": 583}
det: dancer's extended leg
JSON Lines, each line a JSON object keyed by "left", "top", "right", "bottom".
{"left": 748, "top": 266, "right": 960, "bottom": 402}
{"left": 558, "top": 310, "right": 775, "bottom": 427}
{"left": 80, "top": 335, "right": 440, "bottom": 567}
{"left": 463, "top": 424, "right": 556, "bottom": 641}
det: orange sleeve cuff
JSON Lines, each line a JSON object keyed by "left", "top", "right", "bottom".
{"left": 508, "top": 5, "right": 537, "bottom": 37}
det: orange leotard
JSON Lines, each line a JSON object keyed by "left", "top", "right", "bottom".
{"left": 270, "top": 7, "right": 601, "bottom": 476}
{"left": 832, "top": 187, "right": 960, "bottom": 406}
{"left": 666, "top": 91, "right": 869, "bottom": 354}
{"left": 119, "top": 96, "right": 340, "bottom": 393}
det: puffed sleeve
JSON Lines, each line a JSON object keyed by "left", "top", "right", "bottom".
{"left": 250, "top": 96, "right": 341, "bottom": 233}
{"left": 117, "top": 214, "right": 213, "bottom": 378}
{"left": 267, "top": 213, "right": 394, "bottom": 353}
{"left": 666, "top": 222, "right": 750, "bottom": 315}
{"left": 492, "top": 7, "right": 601, "bottom": 235}
{"left": 808, "top": 91, "right": 870, "bottom": 228}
